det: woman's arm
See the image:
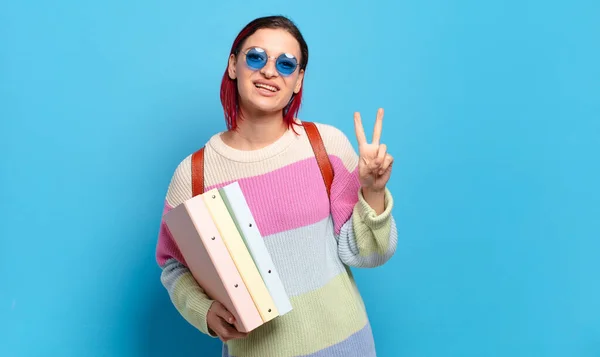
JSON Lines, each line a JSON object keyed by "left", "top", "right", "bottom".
{"left": 155, "top": 159, "right": 218, "bottom": 337}
{"left": 318, "top": 116, "right": 398, "bottom": 268}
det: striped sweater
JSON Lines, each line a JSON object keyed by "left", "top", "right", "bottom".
{"left": 155, "top": 120, "right": 398, "bottom": 357}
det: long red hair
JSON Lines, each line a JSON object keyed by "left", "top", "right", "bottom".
{"left": 219, "top": 16, "right": 309, "bottom": 131}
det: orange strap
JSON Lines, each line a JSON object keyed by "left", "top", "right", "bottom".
{"left": 302, "top": 121, "right": 334, "bottom": 198}
{"left": 191, "top": 121, "right": 333, "bottom": 198}
{"left": 191, "top": 147, "right": 205, "bottom": 197}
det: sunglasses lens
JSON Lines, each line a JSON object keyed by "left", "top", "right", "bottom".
{"left": 245, "top": 48, "right": 267, "bottom": 69}
{"left": 276, "top": 54, "right": 297, "bottom": 75}
{"left": 244, "top": 48, "right": 297, "bottom": 75}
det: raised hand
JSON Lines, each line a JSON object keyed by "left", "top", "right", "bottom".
{"left": 354, "top": 108, "right": 393, "bottom": 193}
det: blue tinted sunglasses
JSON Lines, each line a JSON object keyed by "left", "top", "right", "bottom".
{"left": 242, "top": 47, "right": 299, "bottom": 76}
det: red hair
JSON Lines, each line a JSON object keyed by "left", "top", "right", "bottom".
{"left": 219, "top": 16, "right": 309, "bottom": 132}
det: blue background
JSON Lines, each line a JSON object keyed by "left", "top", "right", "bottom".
{"left": 1, "top": 0, "right": 599, "bottom": 356}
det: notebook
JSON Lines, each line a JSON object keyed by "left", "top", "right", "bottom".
{"left": 219, "top": 181, "right": 293, "bottom": 316}
{"left": 202, "top": 188, "right": 279, "bottom": 323}
{"left": 163, "top": 194, "right": 263, "bottom": 333}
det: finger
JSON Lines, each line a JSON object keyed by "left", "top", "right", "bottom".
{"left": 372, "top": 108, "right": 384, "bottom": 145}
{"left": 375, "top": 144, "right": 387, "bottom": 166}
{"left": 379, "top": 153, "right": 394, "bottom": 176}
{"left": 211, "top": 301, "right": 236, "bottom": 325}
{"left": 217, "top": 319, "right": 248, "bottom": 341}
{"left": 354, "top": 112, "right": 367, "bottom": 145}
{"left": 215, "top": 320, "right": 234, "bottom": 342}
{"left": 214, "top": 320, "right": 232, "bottom": 342}
{"left": 226, "top": 325, "right": 248, "bottom": 339}
{"left": 367, "top": 144, "right": 386, "bottom": 173}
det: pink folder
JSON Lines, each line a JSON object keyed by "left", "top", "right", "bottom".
{"left": 163, "top": 194, "right": 263, "bottom": 333}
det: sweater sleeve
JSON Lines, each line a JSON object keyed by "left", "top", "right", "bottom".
{"left": 155, "top": 157, "right": 218, "bottom": 337}
{"left": 322, "top": 124, "right": 398, "bottom": 268}
{"left": 337, "top": 187, "right": 398, "bottom": 268}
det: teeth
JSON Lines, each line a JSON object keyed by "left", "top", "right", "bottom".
{"left": 256, "top": 83, "right": 277, "bottom": 92}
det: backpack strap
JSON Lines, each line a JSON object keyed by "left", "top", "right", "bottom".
{"left": 191, "top": 121, "right": 333, "bottom": 198}
{"left": 191, "top": 147, "right": 205, "bottom": 197}
{"left": 302, "top": 121, "right": 334, "bottom": 198}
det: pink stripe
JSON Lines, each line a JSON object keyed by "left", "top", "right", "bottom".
{"left": 208, "top": 158, "right": 329, "bottom": 236}
{"left": 156, "top": 200, "right": 186, "bottom": 267}
{"left": 207, "top": 155, "right": 360, "bottom": 237}
{"left": 330, "top": 162, "right": 360, "bottom": 235}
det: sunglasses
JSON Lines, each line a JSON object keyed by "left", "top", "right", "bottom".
{"left": 241, "top": 47, "right": 299, "bottom": 76}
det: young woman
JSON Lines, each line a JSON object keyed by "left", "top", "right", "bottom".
{"left": 156, "top": 15, "right": 398, "bottom": 357}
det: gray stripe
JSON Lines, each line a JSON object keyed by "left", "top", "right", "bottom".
{"left": 262, "top": 216, "right": 348, "bottom": 297}
{"left": 222, "top": 322, "right": 375, "bottom": 357}
{"left": 337, "top": 217, "right": 398, "bottom": 268}
{"left": 160, "top": 258, "right": 189, "bottom": 294}
{"left": 160, "top": 214, "right": 397, "bottom": 302}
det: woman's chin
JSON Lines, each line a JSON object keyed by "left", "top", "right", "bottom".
{"left": 245, "top": 98, "right": 287, "bottom": 115}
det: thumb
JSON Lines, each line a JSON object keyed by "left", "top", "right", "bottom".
{"left": 210, "top": 301, "right": 236, "bottom": 325}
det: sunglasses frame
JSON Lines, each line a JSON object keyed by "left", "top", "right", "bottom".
{"left": 240, "top": 46, "right": 299, "bottom": 76}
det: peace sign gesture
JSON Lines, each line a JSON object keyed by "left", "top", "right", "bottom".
{"left": 354, "top": 108, "right": 394, "bottom": 193}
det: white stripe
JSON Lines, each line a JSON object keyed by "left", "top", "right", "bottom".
{"left": 337, "top": 217, "right": 398, "bottom": 268}
{"left": 263, "top": 216, "right": 348, "bottom": 297}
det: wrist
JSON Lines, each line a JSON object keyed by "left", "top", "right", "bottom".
{"left": 361, "top": 186, "right": 386, "bottom": 215}
{"left": 361, "top": 186, "right": 385, "bottom": 198}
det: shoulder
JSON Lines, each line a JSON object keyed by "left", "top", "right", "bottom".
{"left": 301, "top": 120, "right": 358, "bottom": 171}
{"left": 301, "top": 121, "right": 354, "bottom": 152}
{"left": 308, "top": 121, "right": 349, "bottom": 140}
{"left": 164, "top": 153, "right": 194, "bottom": 208}
{"left": 306, "top": 120, "right": 354, "bottom": 148}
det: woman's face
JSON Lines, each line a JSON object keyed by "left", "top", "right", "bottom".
{"left": 228, "top": 28, "right": 304, "bottom": 117}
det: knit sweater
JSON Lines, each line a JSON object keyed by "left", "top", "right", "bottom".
{"left": 155, "top": 120, "right": 398, "bottom": 357}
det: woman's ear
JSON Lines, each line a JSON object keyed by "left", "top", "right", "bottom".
{"left": 294, "top": 69, "right": 304, "bottom": 94}
{"left": 228, "top": 54, "right": 237, "bottom": 80}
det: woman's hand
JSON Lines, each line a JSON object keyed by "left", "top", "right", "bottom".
{"left": 207, "top": 301, "right": 248, "bottom": 343}
{"left": 354, "top": 108, "right": 394, "bottom": 194}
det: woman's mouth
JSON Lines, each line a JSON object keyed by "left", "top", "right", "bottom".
{"left": 254, "top": 82, "right": 279, "bottom": 96}
{"left": 255, "top": 83, "right": 278, "bottom": 92}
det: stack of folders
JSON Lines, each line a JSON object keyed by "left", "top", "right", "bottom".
{"left": 163, "top": 181, "right": 292, "bottom": 333}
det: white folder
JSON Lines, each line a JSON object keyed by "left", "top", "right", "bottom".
{"left": 219, "top": 181, "right": 293, "bottom": 316}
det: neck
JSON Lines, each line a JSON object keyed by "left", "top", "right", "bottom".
{"left": 221, "top": 109, "right": 288, "bottom": 151}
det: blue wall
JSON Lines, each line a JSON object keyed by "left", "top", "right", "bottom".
{"left": 2, "top": 0, "right": 599, "bottom": 356}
